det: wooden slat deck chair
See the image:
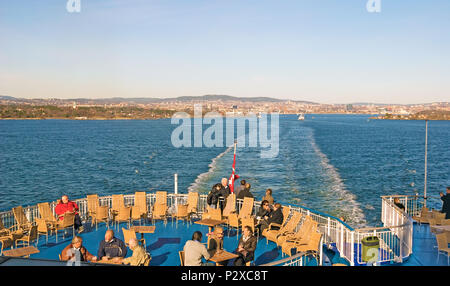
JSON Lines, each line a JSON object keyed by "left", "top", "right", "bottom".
{"left": 227, "top": 213, "right": 241, "bottom": 238}
{"left": 294, "top": 231, "right": 323, "bottom": 261}
{"left": 115, "top": 207, "right": 131, "bottom": 230}
{"left": 93, "top": 206, "right": 109, "bottom": 230}
{"left": 87, "top": 194, "right": 100, "bottom": 224}
{"left": 277, "top": 216, "right": 315, "bottom": 247}
{"left": 12, "top": 206, "right": 33, "bottom": 232}
{"left": 122, "top": 227, "right": 146, "bottom": 247}
{"left": 280, "top": 219, "right": 319, "bottom": 257}
{"left": 241, "top": 217, "right": 258, "bottom": 239}
{"left": 55, "top": 212, "right": 75, "bottom": 243}
{"left": 263, "top": 211, "right": 302, "bottom": 245}
{"left": 36, "top": 218, "right": 55, "bottom": 244}
{"left": 37, "top": 202, "right": 57, "bottom": 228}
{"left": 111, "top": 194, "right": 126, "bottom": 219}
{"left": 412, "top": 207, "right": 432, "bottom": 225}
{"left": 179, "top": 250, "right": 185, "bottom": 266}
{"left": 173, "top": 205, "right": 189, "bottom": 228}
{"left": 209, "top": 207, "right": 222, "bottom": 221}
{"left": 15, "top": 225, "right": 38, "bottom": 248}
{"left": 238, "top": 197, "right": 254, "bottom": 220}
{"left": 151, "top": 191, "right": 168, "bottom": 225}
{"left": 0, "top": 219, "right": 15, "bottom": 255}
{"left": 222, "top": 194, "right": 236, "bottom": 218}
{"left": 186, "top": 192, "right": 199, "bottom": 220}
{"left": 436, "top": 232, "right": 450, "bottom": 265}
{"left": 132, "top": 192, "right": 148, "bottom": 225}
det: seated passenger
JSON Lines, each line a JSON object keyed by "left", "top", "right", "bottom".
{"left": 234, "top": 226, "right": 257, "bottom": 266}
{"left": 55, "top": 195, "right": 83, "bottom": 233}
{"left": 183, "top": 231, "right": 211, "bottom": 266}
{"left": 236, "top": 183, "right": 254, "bottom": 200}
{"left": 262, "top": 188, "right": 274, "bottom": 205}
{"left": 118, "top": 238, "right": 150, "bottom": 266}
{"left": 259, "top": 203, "right": 283, "bottom": 233}
{"left": 97, "top": 229, "right": 127, "bottom": 261}
{"left": 61, "top": 236, "right": 97, "bottom": 262}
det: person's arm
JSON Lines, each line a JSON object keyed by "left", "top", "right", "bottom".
{"left": 97, "top": 241, "right": 105, "bottom": 259}
{"left": 120, "top": 240, "right": 128, "bottom": 257}
{"left": 201, "top": 244, "right": 211, "bottom": 261}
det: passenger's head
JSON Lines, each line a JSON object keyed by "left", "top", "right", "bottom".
{"left": 221, "top": 178, "right": 228, "bottom": 187}
{"left": 265, "top": 189, "right": 272, "bottom": 196}
{"left": 215, "top": 184, "right": 222, "bottom": 191}
{"left": 128, "top": 237, "right": 138, "bottom": 248}
{"left": 241, "top": 180, "right": 246, "bottom": 186}
{"left": 274, "top": 203, "right": 281, "bottom": 210}
{"left": 213, "top": 226, "right": 224, "bottom": 239}
{"left": 261, "top": 200, "right": 270, "bottom": 210}
{"left": 72, "top": 236, "right": 83, "bottom": 248}
{"left": 192, "top": 231, "right": 203, "bottom": 242}
{"left": 104, "top": 229, "right": 114, "bottom": 242}
{"left": 394, "top": 198, "right": 400, "bottom": 204}
{"left": 61, "top": 195, "right": 69, "bottom": 204}
{"left": 245, "top": 183, "right": 251, "bottom": 190}
{"left": 243, "top": 226, "right": 253, "bottom": 237}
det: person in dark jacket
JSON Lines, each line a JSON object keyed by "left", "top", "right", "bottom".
{"left": 237, "top": 183, "right": 254, "bottom": 200}
{"left": 97, "top": 230, "right": 127, "bottom": 261}
{"left": 61, "top": 236, "right": 97, "bottom": 262}
{"left": 256, "top": 200, "right": 272, "bottom": 219}
{"left": 233, "top": 226, "right": 257, "bottom": 266}
{"left": 235, "top": 180, "right": 246, "bottom": 198}
{"left": 259, "top": 203, "right": 284, "bottom": 233}
{"left": 393, "top": 198, "right": 405, "bottom": 211}
{"left": 440, "top": 187, "right": 450, "bottom": 219}
{"left": 218, "top": 178, "right": 230, "bottom": 210}
{"left": 207, "top": 184, "right": 221, "bottom": 209}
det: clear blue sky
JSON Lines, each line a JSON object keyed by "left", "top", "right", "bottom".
{"left": 1, "top": 0, "right": 449, "bottom": 104}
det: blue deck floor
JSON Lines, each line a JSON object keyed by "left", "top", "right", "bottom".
{"left": 25, "top": 218, "right": 304, "bottom": 266}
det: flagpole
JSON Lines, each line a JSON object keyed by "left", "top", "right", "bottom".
{"left": 424, "top": 120, "right": 428, "bottom": 208}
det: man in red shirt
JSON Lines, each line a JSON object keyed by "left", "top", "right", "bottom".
{"left": 55, "top": 195, "right": 84, "bottom": 233}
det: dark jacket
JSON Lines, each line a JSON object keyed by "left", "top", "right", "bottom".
{"left": 97, "top": 237, "right": 127, "bottom": 259}
{"left": 207, "top": 186, "right": 221, "bottom": 206}
{"left": 61, "top": 243, "right": 95, "bottom": 262}
{"left": 236, "top": 235, "right": 257, "bottom": 261}
{"left": 441, "top": 194, "right": 450, "bottom": 219}
{"left": 219, "top": 185, "right": 230, "bottom": 199}
{"left": 237, "top": 188, "right": 254, "bottom": 200}
{"left": 235, "top": 185, "right": 246, "bottom": 198}
{"left": 257, "top": 207, "right": 272, "bottom": 218}
{"left": 266, "top": 207, "right": 284, "bottom": 230}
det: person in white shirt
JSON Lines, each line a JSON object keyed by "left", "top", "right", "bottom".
{"left": 183, "top": 231, "right": 212, "bottom": 266}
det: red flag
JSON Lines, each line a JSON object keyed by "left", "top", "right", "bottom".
{"left": 228, "top": 142, "right": 239, "bottom": 193}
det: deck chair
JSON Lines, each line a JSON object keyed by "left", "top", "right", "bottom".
{"left": 238, "top": 197, "right": 254, "bottom": 220}
{"left": 0, "top": 235, "right": 13, "bottom": 255}
{"left": 241, "top": 217, "right": 258, "bottom": 239}
{"left": 227, "top": 213, "right": 241, "bottom": 238}
{"left": 294, "top": 231, "right": 323, "bottom": 260}
{"left": 263, "top": 211, "right": 302, "bottom": 245}
{"left": 12, "top": 206, "right": 33, "bottom": 232}
{"left": 179, "top": 251, "right": 185, "bottom": 266}
{"left": 209, "top": 207, "right": 222, "bottom": 221}
{"left": 111, "top": 194, "right": 126, "bottom": 219}
{"left": 280, "top": 219, "right": 319, "bottom": 256}
{"left": 36, "top": 218, "right": 54, "bottom": 244}
{"left": 222, "top": 194, "right": 236, "bottom": 218}
{"left": 93, "top": 206, "right": 109, "bottom": 230}
{"left": 15, "top": 225, "right": 38, "bottom": 248}
{"left": 122, "top": 227, "right": 146, "bottom": 247}
{"left": 186, "top": 192, "right": 199, "bottom": 219}
{"left": 152, "top": 202, "right": 168, "bottom": 225}
{"left": 436, "top": 232, "right": 450, "bottom": 265}
{"left": 132, "top": 191, "right": 148, "bottom": 225}
{"left": 87, "top": 194, "right": 100, "bottom": 224}
{"left": 55, "top": 212, "right": 75, "bottom": 242}
{"left": 115, "top": 207, "right": 131, "bottom": 229}
{"left": 173, "top": 205, "right": 189, "bottom": 228}
{"left": 37, "top": 202, "right": 57, "bottom": 229}
{"left": 412, "top": 207, "right": 432, "bottom": 225}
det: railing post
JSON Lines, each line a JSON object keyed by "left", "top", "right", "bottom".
{"left": 327, "top": 217, "right": 330, "bottom": 239}
{"left": 340, "top": 224, "right": 344, "bottom": 254}
{"left": 350, "top": 231, "right": 355, "bottom": 266}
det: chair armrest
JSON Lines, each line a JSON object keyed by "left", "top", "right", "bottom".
{"left": 268, "top": 223, "right": 282, "bottom": 230}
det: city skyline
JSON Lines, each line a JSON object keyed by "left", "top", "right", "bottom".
{"left": 1, "top": 0, "right": 450, "bottom": 104}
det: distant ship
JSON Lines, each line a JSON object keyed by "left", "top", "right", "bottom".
{"left": 298, "top": 113, "right": 305, "bottom": 120}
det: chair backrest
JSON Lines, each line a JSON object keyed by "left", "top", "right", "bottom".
{"left": 87, "top": 194, "right": 99, "bottom": 214}
{"left": 12, "top": 206, "right": 29, "bottom": 227}
{"left": 241, "top": 217, "right": 255, "bottom": 232}
{"left": 122, "top": 227, "right": 137, "bottom": 245}
{"left": 36, "top": 218, "right": 48, "bottom": 233}
{"left": 134, "top": 192, "right": 147, "bottom": 214}
{"left": 433, "top": 212, "right": 446, "bottom": 222}
{"left": 38, "top": 202, "right": 55, "bottom": 222}
{"left": 296, "top": 216, "right": 313, "bottom": 238}
{"left": 436, "top": 233, "right": 448, "bottom": 251}
{"left": 179, "top": 251, "right": 185, "bottom": 266}
{"left": 131, "top": 206, "right": 142, "bottom": 220}
{"left": 223, "top": 194, "right": 236, "bottom": 216}
{"left": 177, "top": 205, "right": 188, "bottom": 217}
{"left": 96, "top": 206, "right": 109, "bottom": 220}
{"left": 153, "top": 203, "right": 167, "bottom": 216}
{"left": 0, "top": 217, "right": 6, "bottom": 232}
{"left": 280, "top": 211, "right": 302, "bottom": 233}
{"left": 209, "top": 208, "right": 222, "bottom": 221}
{"left": 117, "top": 207, "right": 131, "bottom": 220}
{"left": 442, "top": 219, "right": 450, "bottom": 225}
{"left": 238, "top": 197, "right": 254, "bottom": 219}
{"left": 61, "top": 212, "right": 75, "bottom": 228}
{"left": 228, "top": 213, "right": 239, "bottom": 227}
{"left": 187, "top": 192, "right": 199, "bottom": 214}
{"left": 112, "top": 195, "right": 125, "bottom": 212}
{"left": 155, "top": 191, "right": 167, "bottom": 205}
{"left": 281, "top": 206, "right": 291, "bottom": 226}
{"left": 308, "top": 232, "right": 323, "bottom": 252}
{"left": 28, "top": 225, "right": 38, "bottom": 241}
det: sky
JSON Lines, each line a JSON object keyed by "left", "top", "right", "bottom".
{"left": 0, "top": 0, "right": 449, "bottom": 104}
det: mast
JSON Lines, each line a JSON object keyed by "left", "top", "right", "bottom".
{"left": 424, "top": 120, "right": 428, "bottom": 208}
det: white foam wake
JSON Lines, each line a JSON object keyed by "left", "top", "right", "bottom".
{"left": 309, "top": 131, "right": 367, "bottom": 227}
{"left": 187, "top": 146, "right": 233, "bottom": 193}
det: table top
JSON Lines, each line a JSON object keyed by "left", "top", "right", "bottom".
{"left": 92, "top": 258, "right": 122, "bottom": 265}
{"left": 432, "top": 225, "right": 450, "bottom": 231}
{"left": 2, "top": 246, "right": 40, "bottom": 257}
{"left": 195, "top": 219, "right": 226, "bottom": 227}
{"left": 130, "top": 226, "right": 156, "bottom": 233}
{"left": 209, "top": 250, "right": 239, "bottom": 263}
